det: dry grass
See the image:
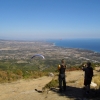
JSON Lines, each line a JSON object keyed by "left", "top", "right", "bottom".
{"left": 0, "top": 69, "right": 48, "bottom": 83}
{"left": 0, "top": 70, "right": 21, "bottom": 82}
{"left": 92, "top": 74, "right": 100, "bottom": 88}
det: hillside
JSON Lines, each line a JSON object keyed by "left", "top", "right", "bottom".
{"left": 0, "top": 70, "right": 100, "bottom": 100}
{"left": 0, "top": 40, "right": 100, "bottom": 100}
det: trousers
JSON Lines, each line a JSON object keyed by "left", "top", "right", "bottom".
{"left": 59, "top": 74, "right": 66, "bottom": 91}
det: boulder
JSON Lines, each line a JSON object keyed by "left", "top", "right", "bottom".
{"left": 48, "top": 72, "right": 54, "bottom": 77}
{"left": 90, "top": 82, "right": 97, "bottom": 87}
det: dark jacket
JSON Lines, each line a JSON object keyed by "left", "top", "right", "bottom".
{"left": 82, "top": 66, "right": 93, "bottom": 80}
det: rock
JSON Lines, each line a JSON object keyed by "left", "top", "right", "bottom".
{"left": 90, "top": 82, "right": 97, "bottom": 87}
{"left": 48, "top": 72, "right": 54, "bottom": 77}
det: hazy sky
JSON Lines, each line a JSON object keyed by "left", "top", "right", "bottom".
{"left": 0, "top": 0, "right": 100, "bottom": 40}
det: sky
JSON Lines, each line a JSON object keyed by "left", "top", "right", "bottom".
{"left": 0, "top": 0, "right": 100, "bottom": 40}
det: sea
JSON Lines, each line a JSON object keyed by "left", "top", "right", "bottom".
{"left": 46, "top": 38, "right": 100, "bottom": 53}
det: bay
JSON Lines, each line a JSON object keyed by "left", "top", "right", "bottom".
{"left": 46, "top": 38, "right": 100, "bottom": 53}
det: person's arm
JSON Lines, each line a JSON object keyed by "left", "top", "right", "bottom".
{"left": 82, "top": 66, "right": 86, "bottom": 71}
{"left": 58, "top": 65, "right": 61, "bottom": 70}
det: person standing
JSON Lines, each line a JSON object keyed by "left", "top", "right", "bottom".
{"left": 58, "top": 59, "right": 67, "bottom": 92}
{"left": 82, "top": 61, "right": 93, "bottom": 94}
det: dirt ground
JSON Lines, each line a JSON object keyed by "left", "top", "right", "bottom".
{"left": 0, "top": 70, "right": 99, "bottom": 100}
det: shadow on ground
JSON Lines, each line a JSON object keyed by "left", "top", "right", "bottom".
{"left": 49, "top": 86, "right": 100, "bottom": 100}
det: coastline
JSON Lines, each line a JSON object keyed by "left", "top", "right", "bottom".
{"left": 46, "top": 39, "right": 100, "bottom": 53}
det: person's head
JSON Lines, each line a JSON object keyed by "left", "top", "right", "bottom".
{"left": 61, "top": 59, "right": 65, "bottom": 64}
{"left": 87, "top": 61, "right": 91, "bottom": 67}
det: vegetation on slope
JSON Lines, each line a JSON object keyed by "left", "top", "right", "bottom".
{"left": 0, "top": 59, "right": 100, "bottom": 83}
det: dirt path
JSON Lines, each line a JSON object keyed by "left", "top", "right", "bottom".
{"left": 0, "top": 76, "right": 53, "bottom": 100}
{"left": 0, "top": 70, "right": 98, "bottom": 100}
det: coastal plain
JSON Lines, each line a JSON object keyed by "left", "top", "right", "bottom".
{"left": 0, "top": 40, "right": 100, "bottom": 66}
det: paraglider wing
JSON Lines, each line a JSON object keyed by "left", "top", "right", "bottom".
{"left": 31, "top": 54, "right": 45, "bottom": 59}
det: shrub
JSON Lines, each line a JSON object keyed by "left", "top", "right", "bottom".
{"left": 44, "top": 79, "right": 59, "bottom": 89}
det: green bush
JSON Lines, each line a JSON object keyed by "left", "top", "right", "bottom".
{"left": 44, "top": 79, "right": 59, "bottom": 89}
